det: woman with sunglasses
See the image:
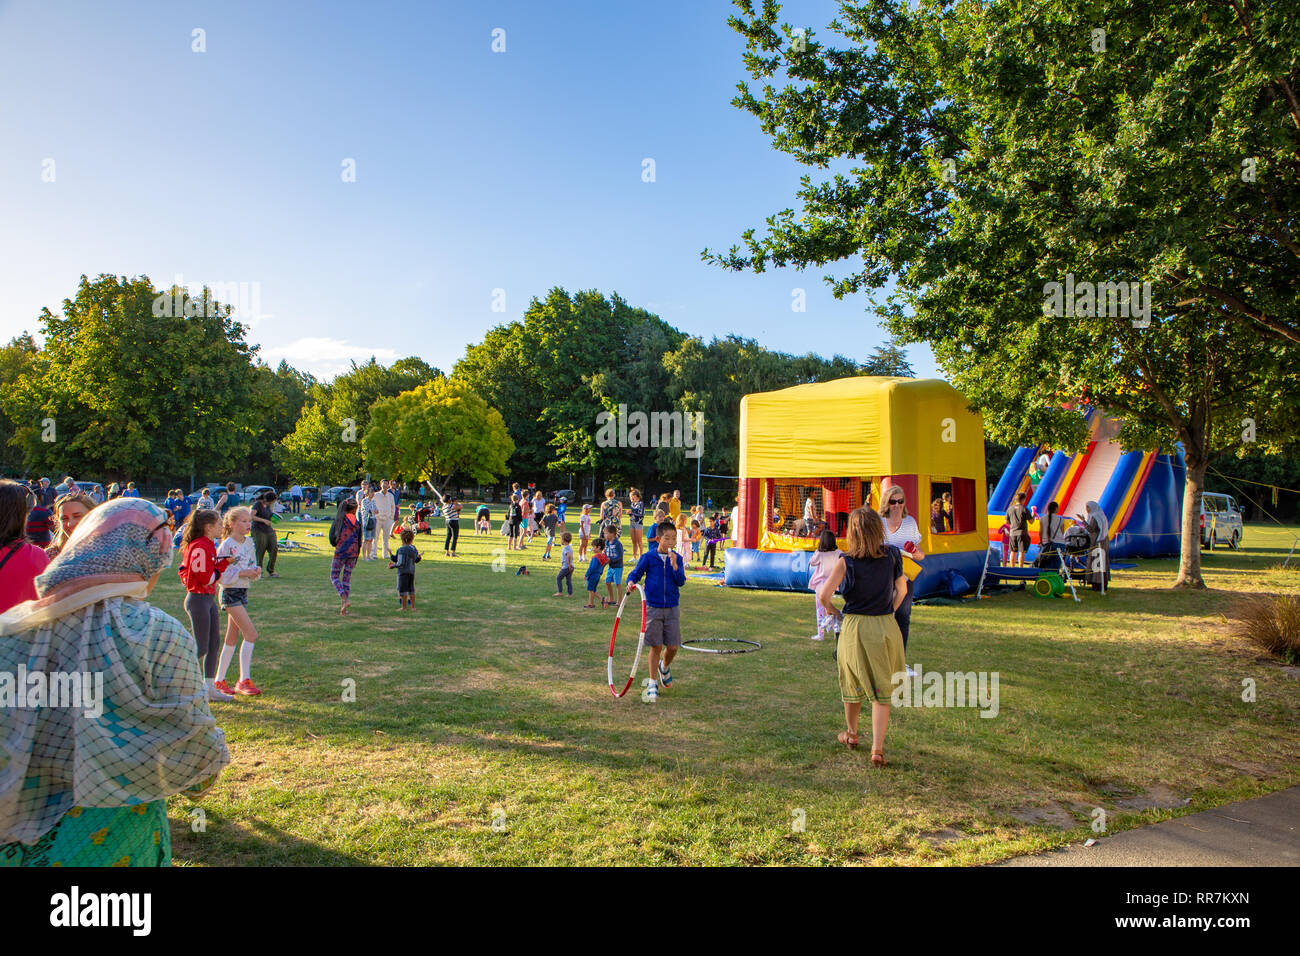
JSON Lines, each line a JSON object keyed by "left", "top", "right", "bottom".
{"left": 878, "top": 486, "right": 924, "bottom": 659}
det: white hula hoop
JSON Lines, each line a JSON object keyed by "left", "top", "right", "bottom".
{"left": 607, "top": 583, "right": 647, "bottom": 698}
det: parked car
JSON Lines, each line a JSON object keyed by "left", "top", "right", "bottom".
{"left": 1201, "top": 492, "right": 1243, "bottom": 550}
{"left": 243, "top": 484, "right": 277, "bottom": 501}
{"left": 549, "top": 489, "right": 577, "bottom": 504}
{"left": 198, "top": 481, "right": 243, "bottom": 498}
{"left": 73, "top": 481, "right": 104, "bottom": 498}
{"left": 322, "top": 486, "right": 359, "bottom": 504}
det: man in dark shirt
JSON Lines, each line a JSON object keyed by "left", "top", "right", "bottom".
{"left": 1006, "top": 492, "right": 1030, "bottom": 568}
{"left": 38, "top": 478, "right": 57, "bottom": 509}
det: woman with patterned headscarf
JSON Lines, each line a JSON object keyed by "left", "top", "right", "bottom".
{"left": 0, "top": 498, "right": 230, "bottom": 866}
{"left": 1081, "top": 500, "right": 1111, "bottom": 591}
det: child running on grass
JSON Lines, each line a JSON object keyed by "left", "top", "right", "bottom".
{"left": 582, "top": 537, "right": 607, "bottom": 608}
{"left": 626, "top": 518, "right": 687, "bottom": 704}
{"left": 806, "top": 528, "right": 843, "bottom": 641}
{"left": 214, "top": 506, "right": 263, "bottom": 697}
{"left": 553, "top": 531, "right": 574, "bottom": 596}
{"left": 179, "top": 509, "right": 233, "bottom": 702}
{"left": 389, "top": 527, "right": 422, "bottom": 609}
{"left": 602, "top": 524, "right": 624, "bottom": 608}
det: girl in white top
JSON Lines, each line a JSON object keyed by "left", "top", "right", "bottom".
{"left": 579, "top": 505, "right": 593, "bottom": 559}
{"left": 879, "top": 486, "right": 924, "bottom": 658}
{"left": 215, "top": 506, "right": 264, "bottom": 696}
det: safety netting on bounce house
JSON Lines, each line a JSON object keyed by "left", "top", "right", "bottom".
{"left": 721, "top": 376, "right": 1185, "bottom": 600}
{"left": 724, "top": 376, "right": 990, "bottom": 600}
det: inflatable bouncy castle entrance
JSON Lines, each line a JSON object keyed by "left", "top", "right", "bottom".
{"left": 725, "top": 377, "right": 990, "bottom": 599}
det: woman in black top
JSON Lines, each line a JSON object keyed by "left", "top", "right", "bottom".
{"left": 435, "top": 490, "right": 461, "bottom": 557}
{"left": 816, "top": 507, "right": 908, "bottom": 767}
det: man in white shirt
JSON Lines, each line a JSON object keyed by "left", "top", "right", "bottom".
{"left": 288, "top": 483, "right": 303, "bottom": 514}
{"left": 374, "top": 478, "right": 397, "bottom": 559}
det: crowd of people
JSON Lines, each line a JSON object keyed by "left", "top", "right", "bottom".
{"left": 0, "top": 464, "right": 1105, "bottom": 867}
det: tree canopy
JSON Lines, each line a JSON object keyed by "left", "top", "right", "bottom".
{"left": 709, "top": 0, "right": 1300, "bottom": 587}
{"left": 5, "top": 275, "right": 264, "bottom": 482}
{"left": 362, "top": 379, "right": 513, "bottom": 489}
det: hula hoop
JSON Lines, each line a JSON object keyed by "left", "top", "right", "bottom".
{"left": 607, "top": 583, "right": 647, "bottom": 697}
{"left": 680, "top": 638, "right": 762, "bottom": 654}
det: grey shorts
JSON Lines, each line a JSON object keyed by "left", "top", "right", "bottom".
{"left": 642, "top": 605, "right": 682, "bottom": 647}
{"left": 220, "top": 587, "right": 249, "bottom": 609}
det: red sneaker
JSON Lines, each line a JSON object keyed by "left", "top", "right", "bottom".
{"left": 234, "top": 678, "right": 262, "bottom": 696}
{"left": 213, "top": 679, "right": 236, "bottom": 696}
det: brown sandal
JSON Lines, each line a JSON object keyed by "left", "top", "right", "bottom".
{"left": 837, "top": 730, "right": 859, "bottom": 750}
{"left": 871, "top": 750, "right": 887, "bottom": 767}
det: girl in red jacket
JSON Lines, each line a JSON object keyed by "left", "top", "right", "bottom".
{"left": 179, "top": 509, "right": 233, "bottom": 702}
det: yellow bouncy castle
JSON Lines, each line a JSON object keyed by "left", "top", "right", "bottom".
{"left": 727, "top": 376, "right": 990, "bottom": 598}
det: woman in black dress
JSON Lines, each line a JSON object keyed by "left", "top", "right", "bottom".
{"left": 816, "top": 507, "right": 908, "bottom": 767}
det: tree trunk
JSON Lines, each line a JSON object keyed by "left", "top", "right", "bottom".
{"left": 1174, "top": 418, "right": 1208, "bottom": 589}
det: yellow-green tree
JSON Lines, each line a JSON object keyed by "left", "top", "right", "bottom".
{"left": 362, "top": 380, "right": 513, "bottom": 491}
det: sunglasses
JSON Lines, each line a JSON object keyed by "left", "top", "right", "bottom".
{"left": 888, "top": 499, "right": 904, "bottom": 505}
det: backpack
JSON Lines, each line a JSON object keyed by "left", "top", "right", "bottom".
{"left": 329, "top": 518, "right": 340, "bottom": 547}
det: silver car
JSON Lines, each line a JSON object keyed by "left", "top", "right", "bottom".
{"left": 1200, "top": 492, "right": 1243, "bottom": 550}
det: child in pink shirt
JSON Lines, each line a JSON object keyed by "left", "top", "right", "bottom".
{"left": 806, "top": 529, "right": 843, "bottom": 641}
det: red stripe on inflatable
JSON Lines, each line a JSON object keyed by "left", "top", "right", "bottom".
{"left": 1056, "top": 441, "right": 1096, "bottom": 510}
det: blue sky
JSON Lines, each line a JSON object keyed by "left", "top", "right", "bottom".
{"left": 0, "top": 0, "right": 937, "bottom": 380}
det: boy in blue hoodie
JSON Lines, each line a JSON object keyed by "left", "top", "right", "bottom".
{"left": 625, "top": 519, "right": 687, "bottom": 703}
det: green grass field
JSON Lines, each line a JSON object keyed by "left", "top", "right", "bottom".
{"left": 159, "top": 517, "right": 1300, "bottom": 865}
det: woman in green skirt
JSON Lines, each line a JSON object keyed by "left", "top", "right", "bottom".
{"left": 816, "top": 507, "right": 909, "bottom": 767}
{"left": 0, "top": 498, "right": 230, "bottom": 866}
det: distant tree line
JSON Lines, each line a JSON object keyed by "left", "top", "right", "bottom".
{"left": 0, "top": 276, "right": 913, "bottom": 493}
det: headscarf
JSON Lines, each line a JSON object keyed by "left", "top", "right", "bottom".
{"left": 1084, "top": 501, "right": 1109, "bottom": 541}
{"left": 0, "top": 498, "right": 230, "bottom": 845}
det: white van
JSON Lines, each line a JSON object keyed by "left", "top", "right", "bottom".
{"left": 1200, "top": 492, "right": 1243, "bottom": 550}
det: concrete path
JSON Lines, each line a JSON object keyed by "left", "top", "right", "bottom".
{"left": 1000, "top": 786, "right": 1300, "bottom": 866}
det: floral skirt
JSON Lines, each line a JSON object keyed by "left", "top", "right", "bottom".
{"left": 0, "top": 800, "right": 171, "bottom": 867}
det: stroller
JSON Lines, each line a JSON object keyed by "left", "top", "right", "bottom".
{"left": 1035, "top": 523, "right": 1095, "bottom": 578}
{"left": 403, "top": 503, "right": 435, "bottom": 534}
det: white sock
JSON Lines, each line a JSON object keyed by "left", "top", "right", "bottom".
{"left": 239, "top": 640, "right": 256, "bottom": 682}
{"left": 216, "top": 643, "right": 236, "bottom": 682}
{"left": 206, "top": 676, "right": 215, "bottom": 691}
